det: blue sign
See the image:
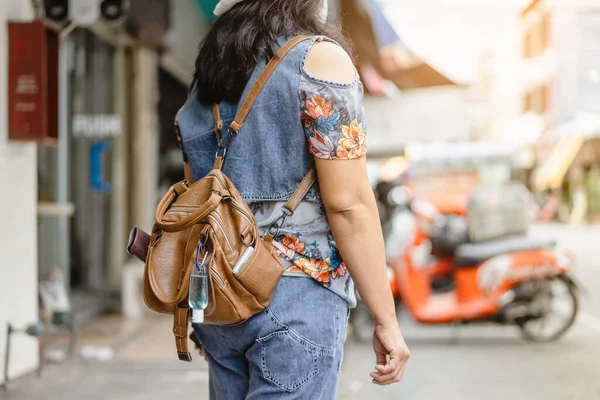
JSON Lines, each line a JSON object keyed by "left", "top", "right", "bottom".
{"left": 90, "top": 141, "right": 112, "bottom": 193}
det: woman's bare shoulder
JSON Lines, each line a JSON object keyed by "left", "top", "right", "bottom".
{"left": 303, "top": 40, "right": 357, "bottom": 85}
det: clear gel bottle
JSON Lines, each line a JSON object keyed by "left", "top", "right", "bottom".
{"left": 189, "top": 242, "right": 210, "bottom": 323}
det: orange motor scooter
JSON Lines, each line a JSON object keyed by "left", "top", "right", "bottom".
{"left": 387, "top": 186, "right": 580, "bottom": 342}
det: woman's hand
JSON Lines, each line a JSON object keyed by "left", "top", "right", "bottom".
{"left": 194, "top": 343, "right": 208, "bottom": 362}
{"left": 370, "top": 321, "right": 410, "bottom": 385}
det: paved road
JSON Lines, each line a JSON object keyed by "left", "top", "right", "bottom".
{"left": 6, "top": 318, "right": 599, "bottom": 400}
{"left": 530, "top": 223, "right": 600, "bottom": 321}
{"left": 4, "top": 224, "right": 599, "bottom": 400}
{"left": 342, "top": 223, "right": 600, "bottom": 399}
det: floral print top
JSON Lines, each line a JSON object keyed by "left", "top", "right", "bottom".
{"left": 251, "top": 76, "right": 367, "bottom": 306}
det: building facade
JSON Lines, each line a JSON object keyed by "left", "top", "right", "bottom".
{"left": 1, "top": 0, "right": 210, "bottom": 384}
{"left": 523, "top": 0, "right": 600, "bottom": 222}
{"left": 0, "top": 0, "right": 40, "bottom": 384}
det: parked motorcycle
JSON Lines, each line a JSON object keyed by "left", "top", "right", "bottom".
{"left": 351, "top": 185, "right": 580, "bottom": 343}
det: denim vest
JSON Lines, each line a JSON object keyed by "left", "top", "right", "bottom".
{"left": 177, "top": 36, "right": 327, "bottom": 202}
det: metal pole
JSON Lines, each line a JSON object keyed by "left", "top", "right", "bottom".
{"left": 54, "top": 0, "right": 100, "bottom": 292}
{"left": 2, "top": 323, "right": 11, "bottom": 388}
{"left": 108, "top": 39, "right": 127, "bottom": 293}
{"left": 57, "top": 36, "right": 71, "bottom": 289}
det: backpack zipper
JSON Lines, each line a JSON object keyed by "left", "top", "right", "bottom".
{"left": 210, "top": 266, "right": 225, "bottom": 288}
{"left": 207, "top": 172, "right": 227, "bottom": 190}
{"left": 207, "top": 214, "right": 234, "bottom": 251}
{"left": 230, "top": 200, "right": 255, "bottom": 224}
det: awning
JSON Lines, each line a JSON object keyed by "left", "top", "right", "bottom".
{"left": 406, "top": 142, "right": 516, "bottom": 165}
{"left": 533, "top": 138, "right": 583, "bottom": 191}
{"left": 547, "top": 112, "right": 600, "bottom": 140}
{"left": 340, "top": 0, "right": 455, "bottom": 90}
{"left": 500, "top": 113, "right": 546, "bottom": 145}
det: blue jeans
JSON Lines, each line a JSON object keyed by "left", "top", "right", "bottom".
{"left": 193, "top": 277, "right": 350, "bottom": 399}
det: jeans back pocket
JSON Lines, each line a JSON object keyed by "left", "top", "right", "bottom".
{"left": 257, "top": 329, "right": 334, "bottom": 392}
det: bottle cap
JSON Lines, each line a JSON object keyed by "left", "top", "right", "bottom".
{"left": 192, "top": 309, "right": 204, "bottom": 323}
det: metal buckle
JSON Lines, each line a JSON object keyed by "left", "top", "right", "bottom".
{"left": 241, "top": 231, "right": 256, "bottom": 248}
{"left": 178, "top": 351, "right": 192, "bottom": 362}
{"left": 195, "top": 240, "right": 209, "bottom": 268}
{"left": 215, "top": 127, "right": 237, "bottom": 150}
{"left": 267, "top": 206, "right": 294, "bottom": 237}
{"left": 215, "top": 146, "right": 227, "bottom": 159}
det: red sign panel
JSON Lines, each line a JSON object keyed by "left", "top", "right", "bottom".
{"left": 8, "top": 21, "right": 59, "bottom": 143}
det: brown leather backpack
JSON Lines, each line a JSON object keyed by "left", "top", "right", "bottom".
{"left": 131, "top": 36, "right": 315, "bottom": 362}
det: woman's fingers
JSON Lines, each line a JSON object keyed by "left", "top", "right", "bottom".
{"left": 370, "top": 348, "right": 410, "bottom": 385}
{"left": 195, "top": 344, "right": 208, "bottom": 361}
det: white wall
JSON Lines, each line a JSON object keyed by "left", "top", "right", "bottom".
{"left": 0, "top": 0, "right": 40, "bottom": 384}
{"left": 486, "top": 16, "right": 526, "bottom": 141}
{"left": 364, "top": 87, "right": 472, "bottom": 155}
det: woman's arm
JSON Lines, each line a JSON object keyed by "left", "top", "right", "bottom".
{"left": 316, "top": 157, "right": 396, "bottom": 325}
{"left": 316, "top": 157, "right": 410, "bottom": 385}
{"left": 305, "top": 41, "right": 410, "bottom": 386}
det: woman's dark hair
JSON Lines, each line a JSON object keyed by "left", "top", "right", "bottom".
{"left": 192, "top": 0, "right": 351, "bottom": 106}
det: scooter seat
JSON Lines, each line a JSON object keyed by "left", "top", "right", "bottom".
{"left": 454, "top": 235, "right": 556, "bottom": 268}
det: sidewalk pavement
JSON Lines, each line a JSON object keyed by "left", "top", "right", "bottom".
{"left": 4, "top": 312, "right": 370, "bottom": 400}
{"left": 4, "top": 313, "right": 211, "bottom": 400}
{"left": 5, "top": 222, "right": 599, "bottom": 399}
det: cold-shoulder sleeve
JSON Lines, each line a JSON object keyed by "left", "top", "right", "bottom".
{"left": 299, "top": 76, "right": 367, "bottom": 160}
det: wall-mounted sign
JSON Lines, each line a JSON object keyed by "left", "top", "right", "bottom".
{"left": 8, "top": 21, "right": 59, "bottom": 143}
{"left": 90, "top": 141, "right": 112, "bottom": 193}
{"left": 72, "top": 114, "right": 122, "bottom": 138}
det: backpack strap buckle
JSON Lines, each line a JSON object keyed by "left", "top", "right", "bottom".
{"left": 267, "top": 206, "right": 293, "bottom": 237}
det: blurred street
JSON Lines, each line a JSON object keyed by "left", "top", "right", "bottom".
{"left": 4, "top": 223, "right": 600, "bottom": 400}
{"left": 3, "top": 0, "right": 600, "bottom": 398}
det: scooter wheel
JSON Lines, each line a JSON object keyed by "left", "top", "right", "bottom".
{"left": 517, "top": 275, "right": 579, "bottom": 342}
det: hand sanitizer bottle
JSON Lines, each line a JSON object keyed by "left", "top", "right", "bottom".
{"left": 189, "top": 241, "right": 210, "bottom": 323}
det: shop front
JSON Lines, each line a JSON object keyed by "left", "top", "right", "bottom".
{"left": 534, "top": 137, "right": 600, "bottom": 223}
{"left": 37, "top": 28, "right": 134, "bottom": 309}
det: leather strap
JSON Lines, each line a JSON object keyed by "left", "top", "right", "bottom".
{"left": 173, "top": 304, "right": 192, "bottom": 362}
{"left": 213, "top": 156, "right": 224, "bottom": 170}
{"left": 229, "top": 35, "right": 311, "bottom": 133}
{"left": 212, "top": 104, "right": 222, "bottom": 134}
{"left": 156, "top": 191, "right": 222, "bottom": 233}
{"left": 210, "top": 35, "right": 317, "bottom": 205}
{"left": 285, "top": 167, "right": 317, "bottom": 213}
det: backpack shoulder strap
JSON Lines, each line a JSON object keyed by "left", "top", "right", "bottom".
{"left": 284, "top": 167, "right": 316, "bottom": 213}
{"left": 229, "top": 35, "right": 312, "bottom": 134}
{"left": 213, "top": 35, "right": 318, "bottom": 213}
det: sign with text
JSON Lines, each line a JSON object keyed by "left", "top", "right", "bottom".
{"left": 73, "top": 114, "right": 122, "bottom": 138}
{"left": 8, "top": 21, "right": 59, "bottom": 143}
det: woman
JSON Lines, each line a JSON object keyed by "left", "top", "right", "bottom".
{"left": 176, "top": 0, "right": 410, "bottom": 398}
